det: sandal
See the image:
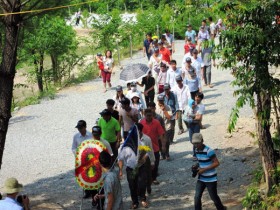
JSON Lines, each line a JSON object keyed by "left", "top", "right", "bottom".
{"left": 141, "top": 201, "right": 149, "bottom": 208}
{"left": 130, "top": 203, "right": 138, "bottom": 209}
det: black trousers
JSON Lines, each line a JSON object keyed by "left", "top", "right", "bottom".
{"left": 109, "top": 141, "right": 118, "bottom": 162}
{"left": 145, "top": 94, "right": 155, "bottom": 105}
{"left": 126, "top": 166, "right": 147, "bottom": 205}
{"left": 152, "top": 151, "right": 160, "bottom": 181}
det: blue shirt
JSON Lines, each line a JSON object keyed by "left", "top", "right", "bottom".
{"left": 185, "top": 30, "right": 196, "bottom": 44}
{"left": 195, "top": 145, "right": 217, "bottom": 182}
{"left": 143, "top": 39, "right": 152, "bottom": 55}
{"left": 0, "top": 197, "right": 23, "bottom": 210}
{"left": 161, "top": 92, "right": 179, "bottom": 115}
{"left": 185, "top": 77, "right": 200, "bottom": 92}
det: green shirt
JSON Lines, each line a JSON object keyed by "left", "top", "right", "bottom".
{"left": 98, "top": 117, "right": 120, "bottom": 143}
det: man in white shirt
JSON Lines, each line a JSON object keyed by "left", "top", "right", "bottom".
{"left": 92, "top": 126, "right": 113, "bottom": 156}
{"left": 148, "top": 48, "right": 162, "bottom": 93}
{"left": 166, "top": 60, "right": 182, "bottom": 91}
{"left": 173, "top": 75, "right": 191, "bottom": 135}
{"left": 191, "top": 49, "right": 204, "bottom": 79}
{"left": 0, "top": 178, "right": 30, "bottom": 210}
{"left": 181, "top": 47, "right": 194, "bottom": 69}
{"left": 72, "top": 120, "right": 92, "bottom": 154}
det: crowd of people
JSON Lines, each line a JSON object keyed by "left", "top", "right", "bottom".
{"left": 0, "top": 17, "right": 227, "bottom": 210}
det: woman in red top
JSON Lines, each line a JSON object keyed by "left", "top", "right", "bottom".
{"left": 158, "top": 41, "right": 171, "bottom": 63}
{"left": 184, "top": 37, "right": 196, "bottom": 55}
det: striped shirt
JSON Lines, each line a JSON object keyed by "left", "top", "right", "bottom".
{"left": 195, "top": 145, "right": 217, "bottom": 182}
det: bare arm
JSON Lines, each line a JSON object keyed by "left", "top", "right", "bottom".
{"left": 106, "top": 193, "right": 114, "bottom": 210}
{"left": 198, "top": 156, "right": 220, "bottom": 174}
{"left": 118, "top": 160, "right": 123, "bottom": 178}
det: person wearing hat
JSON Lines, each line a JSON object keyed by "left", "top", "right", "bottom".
{"left": 166, "top": 60, "right": 182, "bottom": 91}
{"left": 92, "top": 126, "right": 113, "bottom": 156}
{"left": 173, "top": 75, "right": 191, "bottom": 135}
{"left": 98, "top": 109, "right": 121, "bottom": 161}
{"left": 183, "top": 58, "right": 202, "bottom": 100}
{"left": 192, "top": 133, "right": 226, "bottom": 210}
{"left": 72, "top": 120, "right": 92, "bottom": 155}
{"left": 181, "top": 45, "right": 195, "bottom": 68}
{"left": 158, "top": 40, "right": 171, "bottom": 64}
{"left": 130, "top": 92, "right": 144, "bottom": 119}
{"left": 126, "top": 82, "right": 146, "bottom": 109}
{"left": 161, "top": 83, "right": 179, "bottom": 144}
{"left": 113, "top": 85, "right": 125, "bottom": 110}
{"left": 185, "top": 24, "right": 197, "bottom": 44}
{"left": 156, "top": 94, "right": 172, "bottom": 160}
{"left": 0, "top": 177, "right": 30, "bottom": 210}
{"left": 119, "top": 97, "right": 138, "bottom": 140}
{"left": 157, "top": 62, "right": 168, "bottom": 94}
{"left": 106, "top": 99, "right": 119, "bottom": 120}
{"left": 148, "top": 47, "right": 162, "bottom": 93}
{"left": 94, "top": 151, "right": 124, "bottom": 210}
{"left": 197, "top": 25, "right": 210, "bottom": 43}
{"left": 137, "top": 70, "right": 155, "bottom": 105}
{"left": 148, "top": 36, "right": 159, "bottom": 55}
{"left": 191, "top": 49, "right": 204, "bottom": 80}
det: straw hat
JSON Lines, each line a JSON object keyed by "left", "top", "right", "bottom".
{"left": 3, "top": 178, "right": 23, "bottom": 194}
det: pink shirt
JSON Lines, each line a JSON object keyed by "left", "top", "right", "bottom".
{"left": 119, "top": 108, "right": 138, "bottom": 131}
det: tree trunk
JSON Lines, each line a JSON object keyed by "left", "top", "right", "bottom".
{"left": 256, "top": 90, "right": 277, "bottom": 192}
{"left": 0, "top": 1, "right": 21, "bottom": 169}
{"left": 38, "top": 53, "right": 44, "bottom": 92}
{"left": 51, "top": 54, "right": 59, "bottom": 84}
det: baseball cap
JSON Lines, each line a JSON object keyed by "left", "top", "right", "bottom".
{"left": 130, "top": 81, "right": 136, "bottom": 87}
{"left": 192, "top": 49, "right": 198, "bottom": 54}
{"left": 116, "top": 85, "right": 122, "bottom": 92}
{"left": 92, "top": 126, "right": 102, "bottom": 135}
{"left": 163, "top": 83, "right": 171, "bottom": 90}
{"left": 75, "top": 120, "right": 86, "bottom": 128}
{"left": 187, "top": 24, "right": 191, "bottom": 27}
{"left": 158, "top": 40, "right": 163, "bottom": 45}
{"left": 157, "top": 94, "right": 165, "bottom": 101}
{"left": 200, "top": 26, "right": 205, "bottom": 30}
{"left": 99, "top": 109, "right": 111, "bottom": 116}
{"left": 97, "top": 53, "right": 102, "bottom": 56}
{"left": 154, "top": 47, "right": 159, "bottom": 52}
{"left": 175, "top": 75, "right": 183, "bottom": 81}
{"left": 192, "top": 133, "right": 203, "bottom": 144}
{"left": 187, "top": 36, "right": 192, "bottom": 41}
{"left": 186, "top": 57, "right": 192, "bottom": 62}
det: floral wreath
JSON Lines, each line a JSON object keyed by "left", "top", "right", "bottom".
{"left": 75, "top": 140, "right": 108, "bottom": 190}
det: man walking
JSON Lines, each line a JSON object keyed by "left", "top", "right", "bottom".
{"left": 140, "top": 109, "right": 165, "bottom": 184}
{"left": 192, "top": 133, "right": 226, "bottom": 210}
{"left": 166, "top": 60, "right": 182, "bottom": 91}
{"left": 173, "top": 75, "right": 191, "bottom": 135}
{"left": 143, "top": 33, "right": 153, "bottom": 60}
{"left": 72, "top": 120, "right": 92, "bottom": 154}
{"left": 161, "top": 83, "right": 179, "bottom": 143}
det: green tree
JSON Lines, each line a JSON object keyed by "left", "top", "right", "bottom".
{"left": 218, "top": 0, "right": 280, "bottom": 192}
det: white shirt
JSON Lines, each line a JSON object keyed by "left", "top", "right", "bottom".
{"left": 0, "top": 197, "right": 23, "bottom": 210}
{"left": 181, "top": 52, "right": 192, "bottom": 69}
{"left": 72, "top": 131, "right": 92, "bottom": 154}
{"left": 210, "top": 22, "right": 216, "bottom": 35}
{"left": 140, "top": 134, "right": 155, "bottom": 165}
{"left": 118, "top": 146, "right": 137, "bottom": 169}
{"left": 100, "top": 138, "right": 113, "bottom": 156}
{"left": 173, "top": 84, "right": 191, "bottom": 110}
{"left": 148, "top": 54, "right": 162, "bottom": 74}
{"left": 166, "top": 68, "right": 182, "bottom": 91}
{"left": 191, "top": 56, "right": 204, "bottom": 79}
{"left": 126, "top": 90, "right": 146, "bottom": 109}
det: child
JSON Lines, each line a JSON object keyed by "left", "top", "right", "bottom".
{"left": 96, "top": 53, "right": 104, "bottom": 78}
{"left": 94, "top": 151, "right": 124, "bottom": 210}
{"left": 130, "top": 93, "right": 144, "bottom": 119}
{"left": 184, "top": 37, "right": 196, "bottom": 55}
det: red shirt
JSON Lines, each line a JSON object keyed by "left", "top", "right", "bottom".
{"left": 140, "top": 118, "right": 165, "bottom": 152}
{"left": 97, "top": 61, "right": 104, "bottom": 71}
{"left": 184, "top": 43, "right": 196, "bottom": 54}
{"left": 159, "top": 47, "right": 171, "bottom": 63}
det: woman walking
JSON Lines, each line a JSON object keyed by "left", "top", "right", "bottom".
{"left": 102, "top": 50, "right": 114, "bottom": 92}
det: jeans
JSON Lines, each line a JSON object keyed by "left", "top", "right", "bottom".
{"left": 188, "top": 123, "right": 200, "bottom": 156}
{"left": 152, "top": 151, "right": 160, "bottom": 181}
{"left": 203, "top": 65, "right": 212, "bottom": 85}
{"left": 194, "top": 180, "right": 225, "bottom": 210}
{"left": 177, "top": 110, "right": 184, "bottom": 131}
